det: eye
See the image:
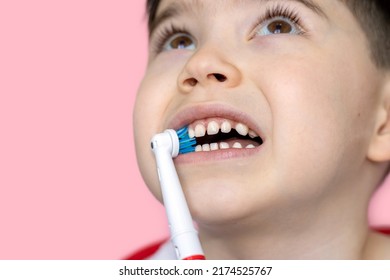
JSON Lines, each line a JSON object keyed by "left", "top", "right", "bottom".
{"left": 163, "top": 33, "right": 196, "bottom": 51}
{"left": 256, "top": 16, "right": 302, "bottom": 36}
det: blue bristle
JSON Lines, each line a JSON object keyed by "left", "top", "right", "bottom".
{"left": 176, "top": 126, "right": 197, "bottom": 154}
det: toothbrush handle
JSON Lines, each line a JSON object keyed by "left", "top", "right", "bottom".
{"left": 152, "top": 143, "right": 205, "bottom": 260}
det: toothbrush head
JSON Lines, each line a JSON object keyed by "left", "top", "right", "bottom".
{"left": 176, "top": 126, "right": 196, "bottom": 154}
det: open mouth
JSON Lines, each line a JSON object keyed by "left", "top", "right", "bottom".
{"left": 187, "top": 117, "right": 263, "bottom": 152}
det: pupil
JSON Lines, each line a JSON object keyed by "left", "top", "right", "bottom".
{"left": 268, "top": 20, "right": 292, "bottom": 34}
{"left": 178, "top": 39, "right": 187, "bottom": 49}
{"left": 172, "top": 36, "right": 190, "bottom": 49}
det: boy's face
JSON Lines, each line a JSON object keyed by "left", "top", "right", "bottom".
{"left": 134, "top": 0, "right": 384, "bottom": 225}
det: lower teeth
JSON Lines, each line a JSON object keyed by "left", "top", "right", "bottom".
{"left": 195, "top": 142, "right": 256, "bottom": 152}
{"left": 232, "top": 142, "right": 242, "bottom": 149}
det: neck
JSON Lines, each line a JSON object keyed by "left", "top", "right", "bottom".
{"left": 200, "top": 222, "right": 370, "bottom": 260}
{"left": 198, "top": 182, "right": 374, "bottom": 259}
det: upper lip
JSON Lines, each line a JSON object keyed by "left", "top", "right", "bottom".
{"left": 165, "top": 103, "right": 265, "bottom": 140}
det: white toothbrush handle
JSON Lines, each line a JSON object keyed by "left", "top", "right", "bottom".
{"left": 151, "top": 132, "right": 205, "bottom": 260}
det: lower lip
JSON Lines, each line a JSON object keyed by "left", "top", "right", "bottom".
{"left": 174, "top": 145, "right": 263, "bottom": 164}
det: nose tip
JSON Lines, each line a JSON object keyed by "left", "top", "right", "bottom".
{"left": 178, "top": 48, "right": 241, "bottom": 92}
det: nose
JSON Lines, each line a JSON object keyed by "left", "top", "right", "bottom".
{"left": 177, "top": 46, "right": 242, "bottom": 93}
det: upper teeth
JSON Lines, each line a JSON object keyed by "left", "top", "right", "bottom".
{"left": 186, "top": 118, "right": 261, "bottom": 152}
{"left": 207, "top": 121, "right": 219, "bottom": 135}
{"left": 189, "top": 119, "right": 257, "bottom": 138}
{"left": 235, "top": 123, "right": 248, "bottom": 136}
{"left": 194, "top": 124, "right": 206, "bottom": 137}
{"left": 221, "top": 121, "right": 231, "bottom": 133}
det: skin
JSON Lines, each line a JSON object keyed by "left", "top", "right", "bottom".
{"left": 133, "top": 0, "right": 390, "bottom": 259}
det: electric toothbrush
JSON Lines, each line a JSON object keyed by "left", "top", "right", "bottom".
{"left": 151, "top": 127, "right": 205, "bottom": 260}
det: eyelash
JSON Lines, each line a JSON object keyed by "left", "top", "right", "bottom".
{"left": 251, "top": 4, "right": 305, "bottom": 37}
{"left": 151, "top": 4, "right": 305, "bottom": 53}
{"left": 152, "top": 23, "right": 189, "bottom": 54}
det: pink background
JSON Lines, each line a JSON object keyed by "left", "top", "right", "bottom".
{"left": 0, "top": 1, "right": 388, "bottom": 259}
{"left": 0, "top": 0, "right": 167, "bottom": 259}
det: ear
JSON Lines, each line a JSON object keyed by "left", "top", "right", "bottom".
{"left": 368, "top": 72, "right": 390, "bottom": 162}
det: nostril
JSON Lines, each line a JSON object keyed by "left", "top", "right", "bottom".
{"left": 183, "top": 73, "right": 228, "bottom": 88}
{"left": 185, "top": 78, "right": 197, "bottom": 87}
{"left": 212, "top": 73, "right": 227, "bottom": 82}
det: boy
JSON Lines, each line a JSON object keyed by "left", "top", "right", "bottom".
{"left": 132, "top": 0, "right": 390, "bottom": 259}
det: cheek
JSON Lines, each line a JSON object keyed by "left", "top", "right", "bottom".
{"left": 266, "top": 51, "right": 378, "bottom": 187}
{"left": 133, "top": 84, "right": 160, "bottom": 200}
{"left": 133, "top": 76, "right": 174, "bottom": 201}
{"left": 133, "top": 55, "right": 190, "bottom": 201}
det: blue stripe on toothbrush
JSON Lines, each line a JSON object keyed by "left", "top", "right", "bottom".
{"left": 176, "top": 126, "right": 197, "bottom": 154}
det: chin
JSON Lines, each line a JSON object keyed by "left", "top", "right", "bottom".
{"left": 181, "top": 177, "right": 273, "bottom": 227}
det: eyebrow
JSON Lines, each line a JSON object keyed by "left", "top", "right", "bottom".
{"left": 149, "top": 0, "right": 328, "bottom": 36}
{"left": 149, "top": 1, "right": 193, "bottom": 37}
{"left": 286, "top": 0, "right": 328, "bottom": 18}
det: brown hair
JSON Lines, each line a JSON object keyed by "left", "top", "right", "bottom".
{"left": 146, "top": 0, "right": 390, "bottom": 68}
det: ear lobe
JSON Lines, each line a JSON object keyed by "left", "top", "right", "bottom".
{"left": 368, "top": 74, "right": 390, "bottom": 162}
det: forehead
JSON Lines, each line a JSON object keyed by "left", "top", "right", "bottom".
{"left": 155, "top": 0, "right": 337, "bottom": 14}
{"left": 151, "top": 0, "right": 350, "bottom": 27}
{"left": 150, "top": 0, "right": 341, "bottom": 34}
